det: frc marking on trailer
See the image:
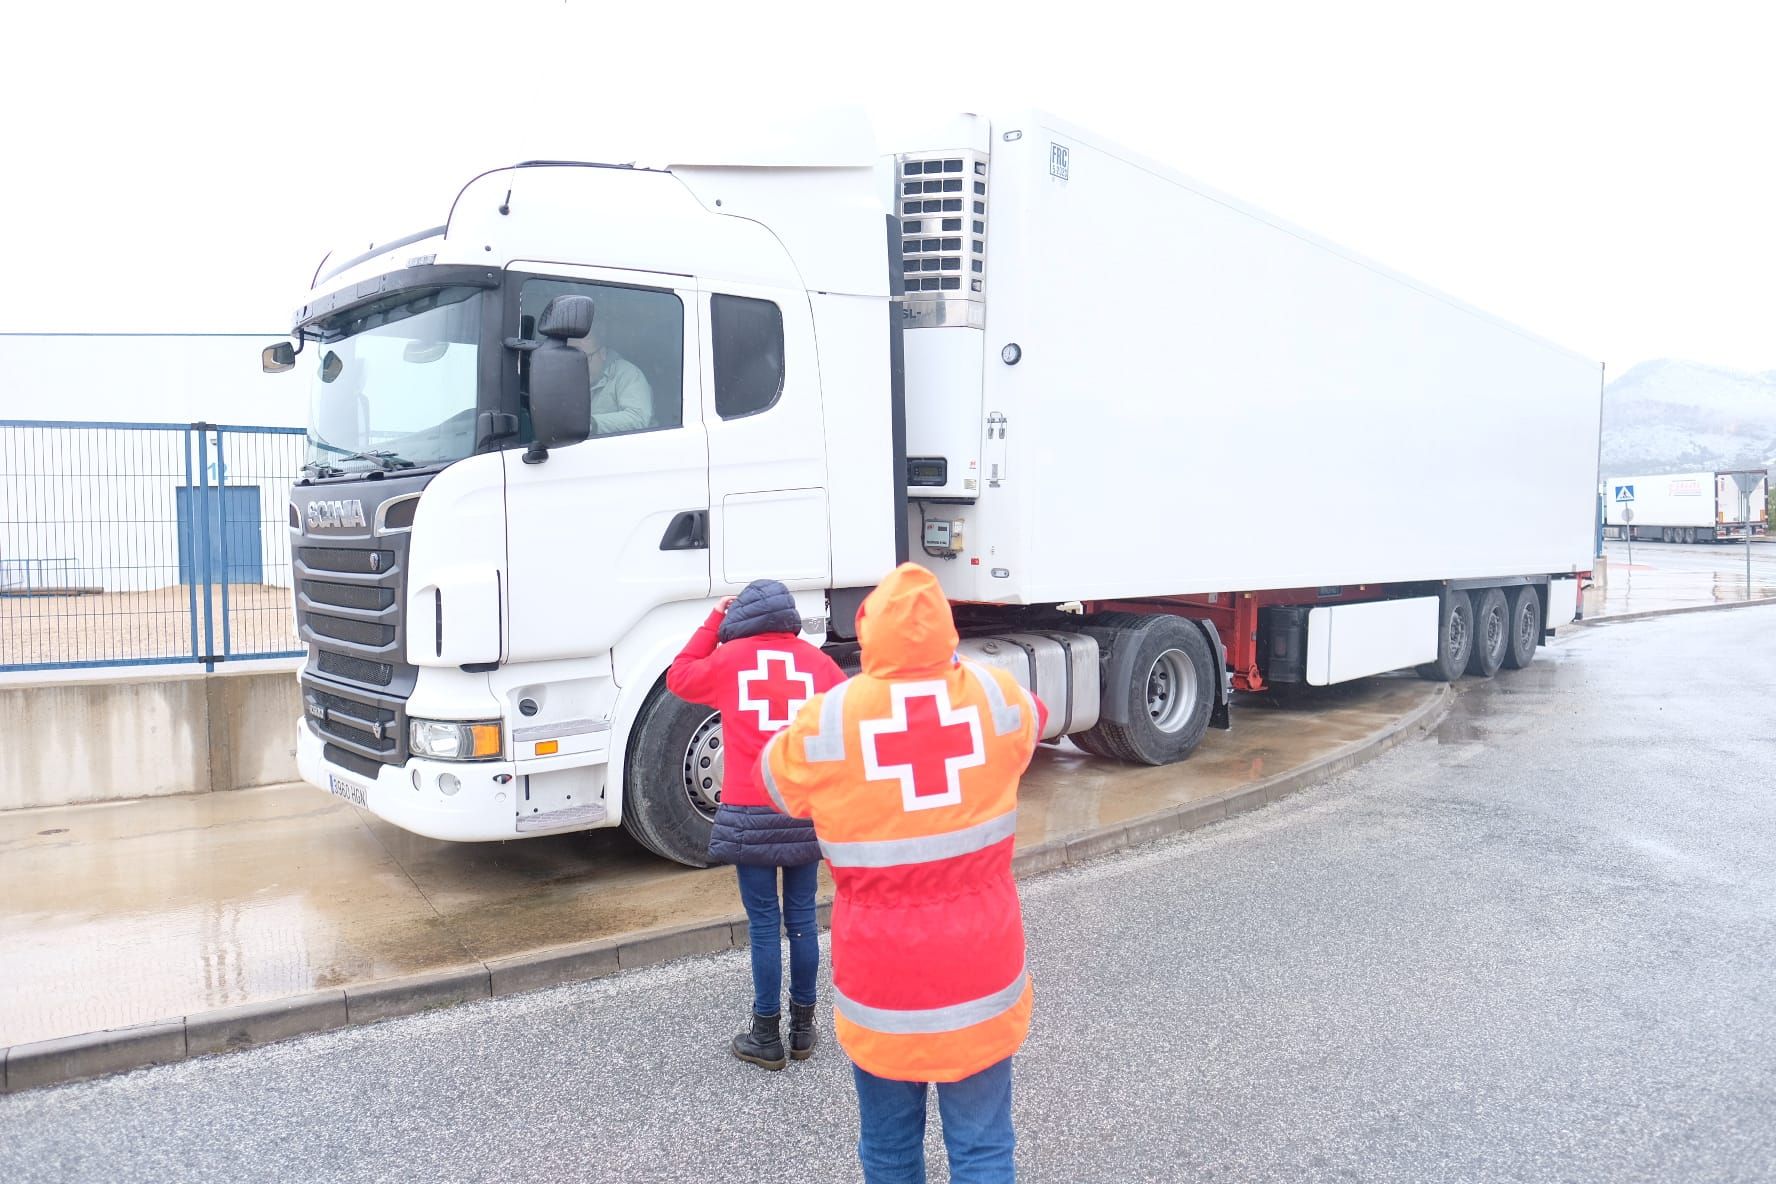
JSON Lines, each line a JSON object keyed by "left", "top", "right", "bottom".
{"left": 1049, "top": 143, "right": 1070, "bottom": 181}
{"left": 861, "top": 683, "right": 985, "bottom": 811}
{"left": 737, "top": 651, "right": 816, "bottom": 732}
{"left": 306, "top": 499, "right": 368, "bottom": 530}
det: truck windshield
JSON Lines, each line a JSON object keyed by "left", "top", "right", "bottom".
{"left": 306, "top": 285, "right": 481, "bottom": 474}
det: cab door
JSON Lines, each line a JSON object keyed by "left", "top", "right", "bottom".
{"left": 503, "top": 265, "right": 709, "bottom": 662}
{"left": 700, "top": 285, "right": 831, "bottom": 595}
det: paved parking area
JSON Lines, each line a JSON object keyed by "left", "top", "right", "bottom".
{"left": 3, "top": 603, "right": 1769, "bottom": 1182}
{"left": 1587, "top": 538, "right": 1775, "bottom": 617}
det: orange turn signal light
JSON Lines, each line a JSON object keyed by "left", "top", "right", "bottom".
{"left": 468, "top": 724, "right": 502, "bottom": 759}
{"left": 535, "top": 739, "right": 560, "bottom": 756}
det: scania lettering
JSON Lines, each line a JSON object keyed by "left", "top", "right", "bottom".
{"left": 269, "top": 111, "right": 1600, "bottom": 866}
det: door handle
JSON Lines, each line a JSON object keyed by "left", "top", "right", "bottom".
{"left": 660, "top": 510, "right": 708, "bottom": 551}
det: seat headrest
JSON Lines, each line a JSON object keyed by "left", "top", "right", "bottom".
{"left": 538, "top": 294, "right": 595, "bottom": 341}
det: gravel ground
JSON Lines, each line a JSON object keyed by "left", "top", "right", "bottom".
{"left": 2, "top": 606, "right": 1772, "bottom": 1182}
{"left": 0, "top": 585, "right": 296, "bottom": 665}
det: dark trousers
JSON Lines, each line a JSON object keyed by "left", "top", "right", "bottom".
{"left": 734, "top": 861, "right": 818, "bottom": 1013}
{"left": 852, "top": 1056, "right": 1016, "bottom": 1183}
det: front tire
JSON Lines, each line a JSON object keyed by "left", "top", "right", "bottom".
{"left": 1079, "top": 615, "right": 1215, "bottom": 766}
{"left": 621, "top": 686, "right": 721, "bottom": 867}
{"left": 1416, "top": 591, "right": 1475, "bottom": 682}
{"left": 1465, "top": 588, "right": 1508, "bottom": 678}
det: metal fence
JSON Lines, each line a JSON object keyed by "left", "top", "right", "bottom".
{"left": 1, "top": 420, "right": 307, "bottom": 672}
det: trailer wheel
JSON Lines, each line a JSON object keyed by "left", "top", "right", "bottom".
{"left": 1415, "top": 591, "right": 1475, "bottom": 682}
{"left": 1502, "top": 584, "right": 1541, "bottom": 670}
{"left": 1465, "top": 588, "right": 1508, "bottom": 678}
{"left": 620, "top": 685, "right": 718, "bottom": 868}
{"left": 1080, "top": 615, "right": 1215, "bottom": 766}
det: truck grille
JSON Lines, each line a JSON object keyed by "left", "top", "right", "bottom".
{"left": 317, "top": 649, "right": 394, "bottom": 687}
{"left": 899, "top": 154, "right": 988, "bottom": 297}
{"left": 302, "top": 580, "right": 393, "bottom": 611}
{"left": 299, "top": 546, "right": 394, "bottom": 575}
{"left": 304, "top": 680, "right": 404, "bottom": 763}
{"left": 292, "top": 502, "right": 417, "bottom": 768}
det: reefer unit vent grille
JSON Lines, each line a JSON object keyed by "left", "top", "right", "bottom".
{"left": 898, "top": 154, "right": 988, "bottom": 298}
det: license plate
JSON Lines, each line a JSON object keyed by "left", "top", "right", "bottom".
{"left": 328, "top": 774, "right": 368, "bottom": 807}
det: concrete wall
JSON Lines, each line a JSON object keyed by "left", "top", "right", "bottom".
{"left": 0, "top": 668, "right": 300, "bottom": 811}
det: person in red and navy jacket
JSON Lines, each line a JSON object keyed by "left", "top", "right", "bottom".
{"left": 667, "top": 578, "right": 845, "bottom": 1070}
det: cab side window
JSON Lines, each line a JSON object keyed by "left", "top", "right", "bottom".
{"left": 711, "top": 295, "right": 785, "bottom": 420}
{"left": 517, "top": 277, "right": 684, "bottom": 440}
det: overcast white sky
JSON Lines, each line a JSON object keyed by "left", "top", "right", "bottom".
{"left": 1, "top": 0, "right": 1771, "bottom": 377}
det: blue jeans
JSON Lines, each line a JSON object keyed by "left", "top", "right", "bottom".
{"left": 734, "top": 861, "right": 818, "bottom": 1013}
{"left": 852, "top": 1057, "right": 1016, "bottom": 1184}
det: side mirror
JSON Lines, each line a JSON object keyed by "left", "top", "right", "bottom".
{"left": 262, "top": 341, "right": 297, "bottom": 374}
{"left": 523, "top": 295, "right": 596, "bottom": 464}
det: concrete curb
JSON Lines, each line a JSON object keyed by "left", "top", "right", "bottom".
{"left": 1, "top": 682, "right": 1453, "bottom": 1095}
{"left": 1575, "top": 596, "right": 1776, "bottom": 628}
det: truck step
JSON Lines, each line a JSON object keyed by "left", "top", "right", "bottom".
{"left": 516, "top": 804, "right": 608, "bottom": 833}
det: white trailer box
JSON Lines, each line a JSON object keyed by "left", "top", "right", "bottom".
{"left": 899, "top": 112, "right": 1601, "bottom": 606}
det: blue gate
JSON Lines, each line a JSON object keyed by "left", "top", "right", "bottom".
{"left": 177, "top": 486, "right": 264, "bottom": 585}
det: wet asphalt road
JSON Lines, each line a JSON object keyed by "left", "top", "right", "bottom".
{"left": 3, "top": 606, "right": 1774, "bottom": 1183}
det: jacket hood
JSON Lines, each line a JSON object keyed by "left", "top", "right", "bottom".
{"left": 719, "top": 579, "right": 804, "bottom": 643}
{"left": 857, "top": 563, "right": 958, "bottom": 679}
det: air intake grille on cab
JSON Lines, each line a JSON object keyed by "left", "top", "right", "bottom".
{"left": 898, "top": 154, "right": 988, "bottom": 296}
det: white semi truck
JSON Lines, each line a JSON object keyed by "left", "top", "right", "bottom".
{"left": 268, "top": 111, "right": 1600, "bottom": 866}
{"left": 1602, "top": 469, "right": 1768, "bottom": 543}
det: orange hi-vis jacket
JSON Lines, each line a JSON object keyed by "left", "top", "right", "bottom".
{"left": 762, "top": 564, "right": 1045, "bottom": 1082}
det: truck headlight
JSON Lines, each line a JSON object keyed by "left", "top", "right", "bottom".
{"left": 409, "top": 718, "right": 503, "bottom": 760}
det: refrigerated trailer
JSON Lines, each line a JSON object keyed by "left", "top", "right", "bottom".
{"left": 1602, "top": 469, "right": 1768, "bottom": 543}
{"left": 268, "top": 110, "right": 1600, "bottom": 866}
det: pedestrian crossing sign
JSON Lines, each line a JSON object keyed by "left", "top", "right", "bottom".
{"left": 1614, "top": 484, "right": 1634, "bottom": 503}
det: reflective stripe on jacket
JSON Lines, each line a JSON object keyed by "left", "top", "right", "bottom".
{"left": 763, "top": 564, "right": 1044, "bottom": 1082}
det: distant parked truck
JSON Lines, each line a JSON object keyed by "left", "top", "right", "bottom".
{"left": 1602, "top": 470, "right": 1769, "bottom": 543}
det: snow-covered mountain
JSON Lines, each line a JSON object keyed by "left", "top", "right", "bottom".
{"left": 1601, "top": 359, "right": 1776, "bottom": 474}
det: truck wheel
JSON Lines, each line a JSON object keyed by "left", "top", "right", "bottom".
{"left": 1465, "top": 588, "right": 1508, "bottom": 678}
{"left": 1080, "top": 616, "right": 1215, "bottom": 766}
{"left": 1067, "top": 729, "right": 1117, "bottom": 759}
{"left": 1502, "top": 584, "right": 1541, "bottom": 669}
{"left": 1415, "top": 591, "right": 1474, "bottom": 681}
{"left": 621, "top": 685, "right": 719, "bottom": 867}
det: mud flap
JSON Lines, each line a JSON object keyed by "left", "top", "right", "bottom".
{"left": 1191, "top": 618, "right": 1234, "bottom": 730}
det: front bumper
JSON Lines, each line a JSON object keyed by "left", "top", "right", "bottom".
{"left": 296, "top": 718, "right": 610, "bottom": 841}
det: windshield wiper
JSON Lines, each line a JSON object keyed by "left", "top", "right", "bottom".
{"left": 300, "top": 451, "right": 415, "bottom": 479}
{"left": 339, "top": 450, "right": 417, "bottom": 471}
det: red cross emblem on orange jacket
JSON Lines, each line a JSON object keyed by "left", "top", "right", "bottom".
{"left": 737, "top": 650, "right": 817, "bottom": 732}
{"left": 860, "top": 681, "right": 985, "bottom": 810}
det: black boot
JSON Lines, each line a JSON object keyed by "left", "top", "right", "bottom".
{"left": 732, "top": 1010, "right": 786, "bottom": 1071}
{"left": 789, "top": 1001, "right": 817, "bottom": 1061}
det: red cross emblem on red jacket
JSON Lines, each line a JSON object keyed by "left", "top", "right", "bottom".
{"left": 859, "top": 680, "right": 986, "bottom": 811}
{"left": 736, "top": 650, "right": 817, "bottom": 732}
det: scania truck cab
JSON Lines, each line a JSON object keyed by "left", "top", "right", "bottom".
{"left": 276, "top": 132, "right": 927, "bottom": 865}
